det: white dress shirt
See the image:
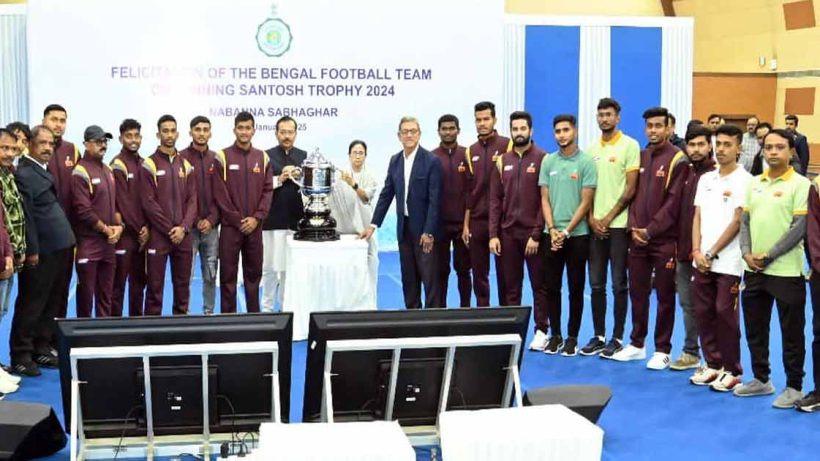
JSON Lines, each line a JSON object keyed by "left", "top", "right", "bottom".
{"left": 402, "top": 145, "right": 419, "bottom": 217}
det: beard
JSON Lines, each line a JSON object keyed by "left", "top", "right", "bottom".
{"left": 513, "top": 135, "right": 530, "bottom": 147}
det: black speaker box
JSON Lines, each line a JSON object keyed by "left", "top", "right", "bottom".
{"left": 523, "top": 384, "right": 612, "bottom": 423}
{"left": 0, "top": 401, "right": 67, "bottom": 461}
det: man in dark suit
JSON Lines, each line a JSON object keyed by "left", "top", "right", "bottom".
{"left": 10, "top": 126, "right": 75, "bottom": 376}
{"left": 361, "top": 116, "right": 443, "bottom": 309}
{"left": 785, "top": 114, "right": 810, "bottom": 175}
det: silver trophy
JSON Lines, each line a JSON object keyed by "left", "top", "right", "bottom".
{"left": 291, "top": 148, "right": 340, "bottom": 241}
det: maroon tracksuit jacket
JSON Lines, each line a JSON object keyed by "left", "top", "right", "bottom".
{"left": 432, "top": 143, "right": 471, "bottom": 307}
{"left": 71, "top": 153, "right": 117, "bottom": 317}
{"left": 489, "top": 144, "right": 548, "bottom": 331}
{"left": 627, "top": 140, "right": 689, "bottom": 353}
{"left": 465, "top": 131, "right": 512, "bottom": 306}
{"left": 140, "top": 149, "right": 197, "bottom": 315}
{"left": 213, "top": 143, "right": 274, "bottom": 313}
{"left": 677, "top": 157, "right": 715, "bottom": 263}
{"left": 48, "top": 138, "right": 79, "bottom": 323}
{"left": 180, "top": 144, "right": 220, "bottom": 226}
{"left": 111, "top": 149, "right": 147, "bottom": 316}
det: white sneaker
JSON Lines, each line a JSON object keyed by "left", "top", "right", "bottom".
{"left": 689, "top": 367, "right": 722, "bottom": 386}
{"left": 528, "top": 330, "right": 549, "bottom": 351}
{"left": 0, "top": 379, "right": 18, "bottom": 394}
{"left": 646, "top": 352, "right": 671, "bottom": 370}
{"left": 0, "top": 367, "right": 21, "bottom": 385}
{"left": 611, "top": 344, "right": 646, "bottom": 362}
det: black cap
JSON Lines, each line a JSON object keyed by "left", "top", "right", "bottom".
{"left": 83, "top": 125, "right": 113, "bottom": 142}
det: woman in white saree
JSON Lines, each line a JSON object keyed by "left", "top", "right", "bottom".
{"left": 328, "top": 140, "right": 379, "bottom": 307}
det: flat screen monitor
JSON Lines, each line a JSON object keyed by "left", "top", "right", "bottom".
{"left": 57, "top": 313, "right": 292, "bottom": 438}
{"left": 302, "top": 307, "right": 531, "bottom": 426}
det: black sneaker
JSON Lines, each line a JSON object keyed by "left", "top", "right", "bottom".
{"left": 580, "top": 337, "right": 606, "bottom": 356}
{"left": 13, "top": 362, "right": 41, "bottom": 377}
{"left": 33, "top": 354, "right": 58, "bottom": 369}
{"left": 543, "top": 336, "right": 564, "bottom": 355}
{"left": 600, "top": 338, "right": 623, "bottom": 359}
{"left": 561, "top": 337, "right": 578, "bottom": 357}
{"left": 796, "top": 391, "right": 820, "bottom": 413}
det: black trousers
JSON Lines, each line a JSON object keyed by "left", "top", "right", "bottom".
{"left": 808, "top": 272, "right": 820, "bottom": 392}
{"left": 587, "top": 229, "right": 629, "bottom": 339}
{"left": 399, "top": 225, "right": 441, "bottom": 309}
{"left": 741, "top": 271, "right": 806, "bottom": 390}
{"left": 10, "top": 247, "right": 73, "bottom": 365}
{"left": 544, "top": 235, "right": 589, "bottom": 339}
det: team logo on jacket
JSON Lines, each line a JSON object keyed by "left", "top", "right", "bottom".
{"left": 256, "top": 5, "right": 293, "bottom": 57}
{"left": 569, "top": 171, "right": 578, "bottom": 180}
{"left": 208, "top": 163, "right": 215, "bottom": 174}
{"left": 492, "top": 151, "right": 500, "bottom": 162}
{"left": 656, "top": 166, "right": 665, "bottom": 178}
{"left": 178, "top": 168, "right": 185, "bottom": 179}
{"left": 457, "top": 162, "right": 466, "bottom": 173}
{"left": 253, "top": 162, "right": 261, "bottom": 173}
{"left": 665, "top": 259, "right": 676, "bottom": 270}
{"left": 526, "top": 163, "right": 536, "bottom": 174}
{"left": 65, "top": 156, "right": 74, "bottom": 168}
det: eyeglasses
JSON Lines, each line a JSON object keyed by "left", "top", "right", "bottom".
{"left": 399, "top": 129, "right": 419, "bottom": 136}
{"left": 90, "top": 139, "right": 109, "bottom": 146}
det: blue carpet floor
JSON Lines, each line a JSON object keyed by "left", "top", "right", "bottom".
{"left": 1, "top": 251, "right": 818, "bottom": 460}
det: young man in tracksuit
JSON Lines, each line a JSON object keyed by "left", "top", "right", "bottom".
{"left": 111, "top": 119, "right": 148, "bottom": 316}
{"left": 140, "top": 115, "right": 197, "bottom": 316}
{"left": 432, "top": 114, "right": 472, "bottom": 307}
{"left": 213, "top": 111, "right": 274, "bottom": 313}
{"left": 735, "top": 129, "right": 809, "bottom": 409}
{"left": 464, "top": 101, "right": 512, "bottom": 306}
{"left": 670, "top": 126, "right": 716, "bottom": 371}
{"left": 539, "top": 114, "right": 596, "bottom": 356}
{"left": 612, "top": 107, "right": 688, "bottom": 370}
{"left": 489, "top": 111, "right": 548, "bottom": 349}
{"left": 71, "top": 125, "right": 122, "bottom": 318}
{"left": 800, "top": 151, "right": 820, "bottom": 412}
{"left": 180, "top": 116, "right": 220, "bottom": 314}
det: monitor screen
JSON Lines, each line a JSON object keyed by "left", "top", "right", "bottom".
{"left": 57, "top": 313, "right": 293, "bottom": 438}
{"left": 302, "top": 307, "right": 530, "bottom": 426}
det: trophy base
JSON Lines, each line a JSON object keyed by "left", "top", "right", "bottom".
{"left": 294, "top": 227, "right": 340, "bottom": 242}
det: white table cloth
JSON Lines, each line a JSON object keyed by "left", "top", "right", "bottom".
{"left": 253, "top": 421, "right": 415, "bottom": 461}
{"left": 439, "top": 404, "right": 604, "bottom": 461}
{"left": 283, "top": 235, "right": 374, "bottom": 340}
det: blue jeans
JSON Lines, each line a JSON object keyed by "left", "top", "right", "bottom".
{"left": 0, "top": 274, "right": 14, "bottom": 319}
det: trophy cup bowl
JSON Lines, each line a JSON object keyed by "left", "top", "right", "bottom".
{"left": 292, "top": 149, "right": 340, "bottom": 242}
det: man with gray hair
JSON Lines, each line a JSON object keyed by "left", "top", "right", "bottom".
{"left": 361, "top": 116, "right": 443, "bottom": 309}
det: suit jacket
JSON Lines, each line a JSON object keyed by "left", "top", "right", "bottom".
{"left": 371, "top": 146, "right": 443, "bottom": 241}
{"left": 795, "top": 132, "right": 810, "bottom": 175}
{"left": 15, "top": 156, "right": 75, "bottom": 256}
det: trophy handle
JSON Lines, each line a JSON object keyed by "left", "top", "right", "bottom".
{"left": 291, "top": 167, "right": 303, "bottom": 188}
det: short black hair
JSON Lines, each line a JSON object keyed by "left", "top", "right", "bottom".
{"left": 707, "top": 114, "right": 721, "bottom": 122}
{"left": 597, "top": 98, "right": 621, "bottom": 114}
{"left": 43, "top": 104, "right": 67, "bottom": 117}
{"left": 6, "top": 122, "right": 30, "bottom": 141}
{"left": 755, "top": 122, "right": 773, "bottom": 133}
{"left": 509, "top": 111, "right": 533, "bottom": 129}
{"left": 686, "top": 120, "right": 703, "bottom": 133}
{"left": 276, "top": 116, "right": 296, "bottom": 131}
{"left": 715, "top": 124, "right": 744, "bottom": 145}
{"left": 685, "top": 125, "right": 712, "bottom": 143}
{"left": 785, "top": 114, "right": 799, "bottom": 126}
{"left": 643, "top": 107, "right": 669, "bottom": 125}
{"left": 668, "top": 113, "right": 677, "bottom": 125}
{"left": 30, "top": 125, "right": 55, "bottom": 141}
{"left": 235, "top": 111, "right": 255, "bottom": 126}
{"left": 119, "top": 118, "right": 141, "bottom": 134}
{"left": 763, "top": 129, "right": 795, "bottom": 149}
{"left": 438, "top": 114, "right": 460, "bottom": 129}
{"left": 190, "top": 115, "right": 210, "bottom": 129}
{"left": 552, "top": 114, "right": 576, "bottom": 128}
{"left": 157, "top": 114, "right": 176, "bottom": 130}
{"left": 348, "top": 139, "right": 367, "bottom": 154}
{"left": 0, "top": 128, "right": 15, "bottom": 142}
{"left": 474, "top": 101, "right": 496, "bottom": 117}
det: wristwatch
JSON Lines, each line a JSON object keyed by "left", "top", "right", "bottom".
{"left": 561, "top": 229, "right": 570, "bottom": 238}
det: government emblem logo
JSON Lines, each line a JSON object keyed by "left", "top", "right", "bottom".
{"left": 256, "top": 5, "right": 292, "bottom": 57}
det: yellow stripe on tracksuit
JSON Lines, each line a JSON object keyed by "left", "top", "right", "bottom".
{"left": 666, "top": 151, "right": 687, "bottom": 189}
{"left": 142, "top": 158, "right": 158, "bottom": 185}
{"left": 71, "top": 164, "right": 92, "bottom": 193}
{"left": 216, "top": 150, "right": 228, "bottom": 181}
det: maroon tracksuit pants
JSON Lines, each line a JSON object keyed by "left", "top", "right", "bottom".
{"left": 75, "top": 255, "right": 115, "bottom": 318}
{"left": 692, "top": 270, "right": 742, "bottom": 374}
{"left": 146, "top": 246, "right": 193, "bottom": 316}
{"left": 219, "top": 226, "right": 263, "bottom": 313}
{"left": 470, "top": 218, "right": 506, "bottom": 306}
{"left": 112, "top": 235, "right": 146, "bottom": 317}
{"left": 499, "top": 229, "right": 548, "bottom": 333}
{"left": 437, "top": 224, "right": 472, "bottom": 307}
{"left": 628, "top": 242, "right": 676, "bottom": 353}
